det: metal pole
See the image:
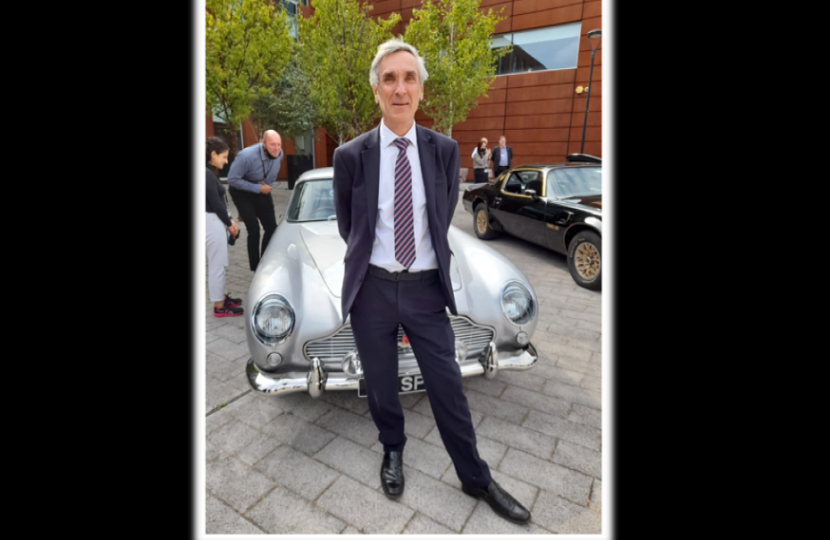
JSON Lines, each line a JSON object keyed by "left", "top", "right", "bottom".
{"left": 580, "top": 48, "right": 597, "bottom": 154}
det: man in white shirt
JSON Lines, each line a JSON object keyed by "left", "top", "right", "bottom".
{"left": 491, "top": 135, "right": 513, "bottom": 179}
{"left": 332, "top": 38, "right": 531, "bottom": 525}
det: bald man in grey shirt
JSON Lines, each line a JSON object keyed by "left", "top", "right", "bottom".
{"left": 227, "top": 130, "right": 284, "bottom": 272}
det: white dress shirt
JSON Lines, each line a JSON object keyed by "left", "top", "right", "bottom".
{"left": 370, "top": 119, "right": 438, "bottom": 272}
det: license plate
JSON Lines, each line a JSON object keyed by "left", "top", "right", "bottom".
{"left": 357, "top": 374, "right": 426, "bottom": 398}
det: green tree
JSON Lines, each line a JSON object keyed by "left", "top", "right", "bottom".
{"left": 298, "top": 0, "right": 401, "bottom": 146}
{"left": 206, "top": 0, "right": 294, "bottom": 156}
{"left": 404, "top": 0, "right": 510, "bottom": 136}
{"left": 249, "top": 47, "right": 318, "bottom": 156}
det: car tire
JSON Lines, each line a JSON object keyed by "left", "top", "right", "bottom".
{"left": 474, "top": 203, "right": 498, "bottom": 240}
{"left": 567, "top": 230, "right": 601, "bottom": 290}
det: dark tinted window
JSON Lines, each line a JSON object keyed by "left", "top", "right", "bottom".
{"left": 491, "top": 22, "right": 581, "bottom": 75}
{"left": 503, "top": 173, "right": 524, "bottom": 194}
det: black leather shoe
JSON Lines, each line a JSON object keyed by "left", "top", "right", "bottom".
{"left": 462, "top": 480, "right": 531, "bottom": 524}
{"left": 380, "top": 451, "right": 404, "bottom": 499}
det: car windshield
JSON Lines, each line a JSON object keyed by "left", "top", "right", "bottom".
{"left": 286, "top": 179, "right": 336, "bottom": 222}
{"left": 546, "top": 167, "right": 602, "bottom": 198}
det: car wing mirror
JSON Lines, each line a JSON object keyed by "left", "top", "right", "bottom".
{"left": 523, "top": 189, "right": 537, "bottom": 201}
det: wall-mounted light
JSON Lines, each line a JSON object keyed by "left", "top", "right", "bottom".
{"left": 575, "top": 86, "right": 584, "bottom": 94}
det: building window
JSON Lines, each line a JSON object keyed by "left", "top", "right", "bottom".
{"left": 491, "top": 22, "right": 581, "bottom": 75}
{"left": 280, "top": 0, "right": 307, "bottom": 39}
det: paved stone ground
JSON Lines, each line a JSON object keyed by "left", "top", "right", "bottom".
{"left": 204, "top": 179, "right": 602, "bottom": 534}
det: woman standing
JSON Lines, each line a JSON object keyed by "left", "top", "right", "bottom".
{"left": 206, "top": 137, "right": 243, "bottom": 318}
{"left": 472, "top": 138, "right": 491, "bottom": 184}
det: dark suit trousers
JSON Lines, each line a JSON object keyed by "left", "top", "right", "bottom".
{"left": 350, "top": 271, "right": 492, "bottom": 489}
{"left": 494, "top": 165, "right": 509, "bottom": 178}
{"left": 228, "top": 186, "right": 277, "bottom": 271}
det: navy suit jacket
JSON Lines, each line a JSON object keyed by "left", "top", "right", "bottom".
{"left": 491, "top": 145, "right": 512, "bottom": 169}
{"left": 332, "top": 124, "right": 460, "bottom": 324}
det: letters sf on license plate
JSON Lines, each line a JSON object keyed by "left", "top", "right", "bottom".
{"left": 358, "top": 374, "right": 426, "bottom": 398}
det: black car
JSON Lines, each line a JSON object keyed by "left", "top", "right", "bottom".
{"left": 462, "top": 154, "right": 602, "bottom": 290}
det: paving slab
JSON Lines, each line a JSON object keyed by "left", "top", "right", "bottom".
{"left": 402, "top": 513, "right": 455, "bottom": 534}
{"left": 316, "top": 407, "right": 381, "bottom": 448}
{"left": 530, "top": 490, "right": 602, "bottom": 534}
{"left": 253, "top": 444, "right": 340, "bottom": 500}
{"left": 393, "top": 465, "right": 477, "bottom": 531}
{"left": 245, "top": 485, "right": 347, "bottom": 534}
{"left": 429, "top": 432, "right": 508, "bottom": 479}
{"left": 500, "top": 384, "right": 571, "bottom": 418}
{"left": 270, "top": 392, "right": 334, "bottom": 422}
{"left": 542, "top": 379, "right": 602, "bottom": 409}
{"left": 476, "top": 416, "right": 558, "bottom": 460}
{"left": 315, "top": 475, "right": 415, "bottom": 534}
{"left": 206, "top": 453, "right": 276, "bottom": 513}
{"left": 499, "top": 448, "right": 593, "bottom": 506}
{"left": 206, "top": 352, "right": 242, "bottom": 383}
{"left": 205, "top": 493, "right": 265, "bottom": 534}
{"left": 552, "top": 440, "right": 602, "bottom": 479}
{"left": 369, "top": 436, "right": 452, "bottom": 480}
{"left": 208, "top": 419, "right": 282, "bottom": 466}
{"left": 224, "top": 393, "right": 285, "bottom": 429}
{"left": 461, "top": 375, "right": 507, "bottom": 397}
{"left": 462, "top": 502, "right": 550, "bottom": 534}
{"left": 522, "top": 409, "right": 602, "bottom": 451}
{"left": 463, "top": 388, "right": 530, "bottom": 424}
{"left": 313, "top": 436, "right": 383, "bottom": 490}
{"left": 319, "top": 389, "right": 371, "bottom": 415}
{"left": 493, "top": 368, "right": 546, "bottom": 392}
{"left": 206, "top": 336, "right": 251, "bottom": 362}
{"left": 568, "top": 403, "right": 602, "bottom": 430}
{"left": 260, "top": 413, "right": 336, "bottom": 456}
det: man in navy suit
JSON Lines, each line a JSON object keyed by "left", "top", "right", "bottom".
{"left": 491, "top": 135, "right": 513, "bottom": 179}
{"left": 332, "top": 38, "right": 530, "bottom": 524}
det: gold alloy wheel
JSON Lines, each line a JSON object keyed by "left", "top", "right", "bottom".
{"left": 476, "top": 209, "right": 488, "bottom": 234}
{"left": 574, "top": 242, "right": 600, "bottom": 279}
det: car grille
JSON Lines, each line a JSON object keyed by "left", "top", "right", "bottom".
{"left": 304, "top": 316, "right": 494, "bottom": 363}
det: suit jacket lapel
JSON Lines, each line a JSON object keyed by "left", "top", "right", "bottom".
{"left": 416, "top": 125, "right": 437, "bottom": 224}
{"left": 361, "top": 126, "right": 381, "bottom": 237}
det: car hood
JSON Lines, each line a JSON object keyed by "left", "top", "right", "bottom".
{"left": 559, "top": 194, "right": 602, "bottom": 212}
{"left": 299, "top": 222, "right": 347, "bottom": 298}
{"left": 297, "top": 221, "right": 464, "bottom": 298}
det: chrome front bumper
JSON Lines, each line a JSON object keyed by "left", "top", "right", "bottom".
{"left": 246, "top": 341, "right": 538, "bottom": 397}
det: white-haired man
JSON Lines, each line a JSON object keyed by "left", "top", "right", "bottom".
{"left": 332, "top": 38, "right": 531, "bottom": 524}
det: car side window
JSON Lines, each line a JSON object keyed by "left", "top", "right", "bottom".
{"left": 503, "top": 173, "right": 524, "bottom": 194}
{"left": 546, "top": 167, "right": 601, "bottom": 198}
{"left": 287, "top": 179, "right": 336, "bottom": 222}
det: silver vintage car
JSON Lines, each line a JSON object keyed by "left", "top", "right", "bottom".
{"left": 245, "top": 167, "right": 539, "bottom": 398}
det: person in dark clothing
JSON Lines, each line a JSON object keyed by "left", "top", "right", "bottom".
{"left": 490, "top": 135, "right": 513, "bottom": 179}
{"left": 227, "top": 130, "right": 284, "bottom": 272}
{"left": 206, "top": 137, "right": 243, "bottom": 317}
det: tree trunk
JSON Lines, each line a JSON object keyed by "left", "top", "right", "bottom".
{"left": 227, "top": 125, "right": 240, "bottom": 159}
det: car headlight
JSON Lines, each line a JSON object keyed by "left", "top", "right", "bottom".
{"left": 252, "top": 294, "right": 295, "bottom": 344}
{"left": 500, "top": 281, "right": 536, "bottom": 326}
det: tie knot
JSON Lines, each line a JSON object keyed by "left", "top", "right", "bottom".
{"left": 393, "top": 137, "right": 409, "bottom": 152}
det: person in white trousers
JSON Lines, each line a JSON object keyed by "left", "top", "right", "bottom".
{"left": 206, "top": 136, "right": 243, "bottom": 318}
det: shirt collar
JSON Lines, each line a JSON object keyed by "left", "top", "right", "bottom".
{"left": 380, "top": 119, "right": 418, "bottom": 150}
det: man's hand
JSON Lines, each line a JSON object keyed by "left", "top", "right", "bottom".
{"left": 260, "top": 183, "right": 273, "bottom": 195}
{"left": 228, "top": 219, "right": 239, "bottom": 238}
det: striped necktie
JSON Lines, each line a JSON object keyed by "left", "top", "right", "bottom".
{"left": 393, "top": 137, "right": 416, "bottom": 269}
